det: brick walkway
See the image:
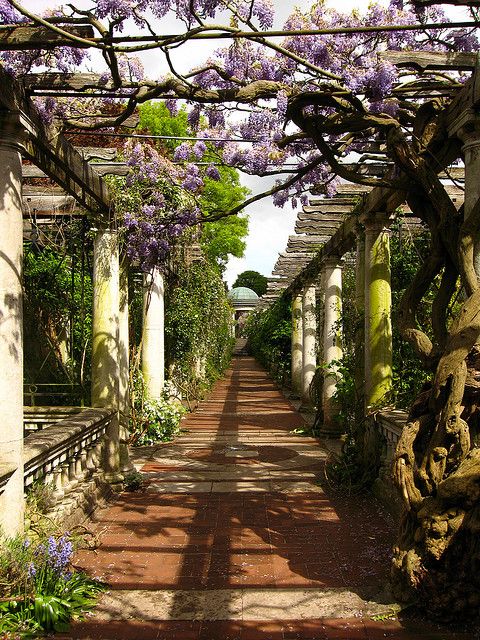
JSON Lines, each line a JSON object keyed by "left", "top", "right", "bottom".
{"left": 69, "top": 357, "right": 471, "bottom": 639}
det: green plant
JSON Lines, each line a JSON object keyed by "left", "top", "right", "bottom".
{"left": 129, "top": 371, "right": 186, "bottom": 446}
{"left": 164, "top": 260, "right": 235, "bottom": 396}
{"left": 123, "top": 471, "right": 145, "bottom": 491}
{"left": 244, "top": 297, "right": 292, "bottom": 385}
{"left": 25, "top": 482, "right": 55, "bottom": 517}
{"left": 0, "top": 533, "right": 104, "bottom": 636}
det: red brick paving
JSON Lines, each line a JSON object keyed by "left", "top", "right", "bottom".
{"left": 69, "top": 357, "right": 472, "bottom": 639}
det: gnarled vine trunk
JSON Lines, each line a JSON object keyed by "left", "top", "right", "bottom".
{"left": 387, "top": 119, "right": 480, "bottom": 618}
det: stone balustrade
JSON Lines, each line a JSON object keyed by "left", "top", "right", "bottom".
{"left": 23, "top": 407, "right": 113, "bottom": 496}
{"left": 1, "top": 408, "right": 116, "bottom": 525}
{"left": 371, "top": 408, "right": 407, "bottom": 516}
{"left": 23, "top": 406, "right": 84, "bottom": 435}
{"left": 375, "top": 408, "right": 406, "bottom": 462}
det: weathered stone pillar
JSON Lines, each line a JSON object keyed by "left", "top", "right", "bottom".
{"left": 91, "top": 228, "right": 122, "bottom": 483}
{"left": 449, "top": 110, "right": 480, "bottom": 274}
{"left": 142, "top": 267, "right": 164, "bottom": 400}
{"left": 320, "top": 257, "right": 343, "bottom": 435}
{"left": 355, "top": 227, "right": 366, "bottom": 419}
{"left": 364, "top": 214, "right": 393, "bottom": 410}
{"left": 118, "top": 259, "right": 133, "bottom": 473}
{"left": 291, "top": 294, "right": 303, "bottom": 396}
{"left": 0, "top": 116, "right": 25, "bottom": 535}
{"left": 301, "top": 284, "right": 316, "bottom": 407}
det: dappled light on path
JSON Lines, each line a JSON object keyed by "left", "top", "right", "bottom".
{"left": 68, "top": 358, "right": 471, "bottom": 639}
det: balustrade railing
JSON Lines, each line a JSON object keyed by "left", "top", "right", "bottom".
{"left": 374, "top": 408, "right": 407, "bottom": 481}
{"left": 22, "top": 407, "right": 115, "bottom": 506}
{"left": 24, "top": 406, "right": 84, "bottom": 436}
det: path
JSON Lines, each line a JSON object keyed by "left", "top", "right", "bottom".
{"left": 70, "top": 357, "right": 471, "bottom": 639}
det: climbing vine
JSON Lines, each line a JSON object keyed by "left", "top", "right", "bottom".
{"left": 23, "top": 223, "right": 93, "bottom": 396}
{"left": 244, "top": 297, "right": 292, "bottom": 386}
{"left": 165, "top": 259, "right": 234, "bottom": 400}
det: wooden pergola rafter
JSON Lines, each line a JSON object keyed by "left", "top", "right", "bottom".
{"left": 0, "top": 67, "right": 112, "bottom": 222}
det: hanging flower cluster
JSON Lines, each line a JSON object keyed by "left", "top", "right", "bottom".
{"left": 116, "top": 140, "right": 220, "bottom": 271}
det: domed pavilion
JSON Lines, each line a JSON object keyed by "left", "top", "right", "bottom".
{"left": 228, "top": 287, "right": 259, "bottom": 337}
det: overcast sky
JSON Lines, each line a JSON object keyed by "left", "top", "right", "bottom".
{"left": 23, "top": 0, "right": 467, "bottom": 287}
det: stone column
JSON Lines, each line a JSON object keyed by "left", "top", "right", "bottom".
{"left": 91, "top": 228, "right": 122, "bottom": 483}
{"left": 291, "top": 294, "right": 303, "bottom": 396}
{"left": 142, "top": 267, "right": 164, "bottom": 400}
{"left": 321, "top": 257, "right": 343, "bottom": 435}
{"left": 0, "top": 116, "right": 25, "bottom": 535}
{"left": 301, "top": 284, "right": 316, "bottom": 407}
{"left": 364, "top": 214, "right": 393, "bottom": 410}
{"left": 118, "top": 258, "right": 133, "bottom": 473}
{"left": 449, "top": 110, "right": 480, "bottom": 275}
{"left": 355, "top": 227, "right": 366, "bottom": 420}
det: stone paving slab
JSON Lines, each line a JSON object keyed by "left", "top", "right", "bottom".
{"left": 64, "top": 618, "right": 474, "bottom": 639}
{"left": 83, "top": 588, "right": 396, "bottom": 621}
{"left": 70, "top": 357, "right": 471, "bottom": 639}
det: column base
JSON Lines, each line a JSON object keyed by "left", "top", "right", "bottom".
{"left": 120, "top": 461, "right": 136, "bottom": 474}
{"left": 316, "top": 423, "right": 345, "bottom": 439}
{"left": 103, "top": 471, "right": 124, "bottom": 488}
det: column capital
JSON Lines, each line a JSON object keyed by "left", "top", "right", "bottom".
{"left": 0, "top": 110, "right": 29, "bottom": 154}
{"left": 448, "top": 107, "right": 480, "bottom": 147}
{"left": 322, "top": 254, "right": 343, "bottom": 270}
{"left": 361, "top": 211, "right": 393, "bottom": 234}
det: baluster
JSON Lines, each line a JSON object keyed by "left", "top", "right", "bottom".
{"left": 51, "top": 467, "right": 65, "bottom": 503}
{"left": 60, "top": 461, "right": 71, "bottom": 494}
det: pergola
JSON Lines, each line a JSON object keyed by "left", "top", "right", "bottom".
{"left": 0, "top": 21, "right": 479, "bottom": 578}
{"left": 0, "top": 64, "right": 168, "bottom": 536}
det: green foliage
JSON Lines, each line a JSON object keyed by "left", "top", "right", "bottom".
{"left": 202, "top": 214, "right": 248, "bottom": 270}
{"left": 0, "top": 533, "right": 103, "bottom": 637}
{"left": 25, "top": 481, "right": 56, "bottom": 517}
{"left": 245, "top": 297, "right": 292, "bottom": 384}
{"left": 138, "top": 101, "right": 190, "bottom": 155}
{"left": 139, "top": 101, "right": 249, "bottom": 269}
{"left": 129, "top": 372, "right": 185, "bottom": 446}
{"left": 23, "top": 226, "right": 93, "bottom": 390}
{"left": 233, "top": 270, "right": 268, "bottom": 296}
{"left": 123, "top": 471, "right": 145, "bottom": 491}
{"left": 165, "top": 260, "right": 234, "bottom": 395}
{"left": 390, "top": 224, "right": 432, "bottom": 408}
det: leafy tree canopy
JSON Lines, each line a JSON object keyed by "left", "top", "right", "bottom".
{"left": 139, "top": 102, "right": 249, "bottom": 270}
{"left": 233, "top": 270, "right": 268, "bottom": 296}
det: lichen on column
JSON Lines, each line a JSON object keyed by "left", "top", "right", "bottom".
{"left": 291, "top": 294, "right": 303, "bottom": 397}
{"left": 91, "top": 227, "right": 122, "bottom": 483}
{"left": 363, "top": 214, "right": 393, "bottom": 410}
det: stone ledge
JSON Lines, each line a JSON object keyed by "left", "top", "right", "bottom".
{"left": 0, "top": 461, "right": 17, "bottom": 492}
{"left": 24, "top": 407, "right": 115, "bottom": 472}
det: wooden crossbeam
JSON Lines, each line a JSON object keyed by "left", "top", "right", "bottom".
{"left": 0, "top": 25, "right": 94, "bottom": 50}
{"left": 0, "top": 66, "right": 111, "bottom": 219}
{"left": 22, "top": 195, "right": 82, "bottom": 216}
{"left": 302, "top": 204, "right": 353, "bottom": 214}
{"left": 23, "top": 161, "right": 128, "bottom": 179}
{"left": 380, "top": 50, "right": 478, "bottom": 72}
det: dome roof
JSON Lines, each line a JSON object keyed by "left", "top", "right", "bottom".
{"left": 228, "top": 286, "right": 259, "bottom": 302}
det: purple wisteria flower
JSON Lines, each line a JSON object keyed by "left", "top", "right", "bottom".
{"left": 205, "top": 165, "right": 221, "bottom": 181}
{"left": 193, "top": 141, "right": 207, "bottom": 159}
{"left": 173, "top": 142, "right": 191, "bottom": 161}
